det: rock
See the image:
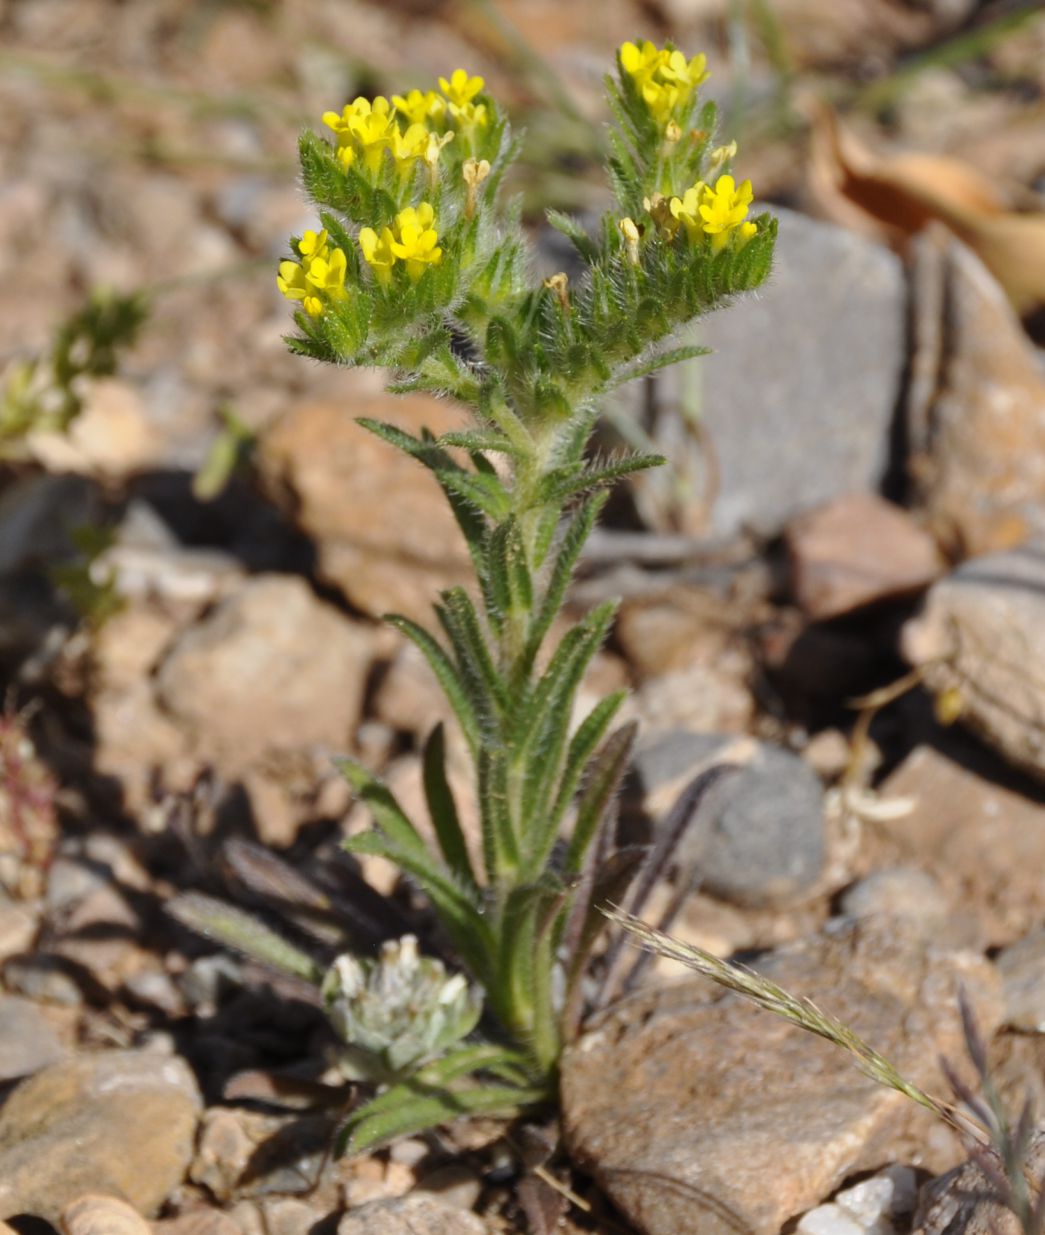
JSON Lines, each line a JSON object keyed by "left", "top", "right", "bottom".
{"left": 225, "top": 1198, "right": 324, "bottom": 1235}
{"left": 61, "top": 1194, "right": 152, "bottom": 1235}
{"left": 0, "top": 1048, "right": 202, "bottom": 1221}
{"left": 995, "top": 927, "right": 1045, "bottom": 1032}
{"left": 797, "top": 1165, "right": 919, "bottom": 1235}
{"left": 2, "top": 954, "right": 86, "bottom": 1006}
{"left": 415, "top": 1164, "right": 483, "bottom": 1212}
{"left": 0, "top": 995, "right": 66, "bottom": 1080}
{"left": 562, "top": 919, "right": 1001, "bottom": 1235}
{"left": 907, "top": 230, "right": 1045, "bottom": 557}
{"left": 337, "top": 1194, "right": 489, "bottom": 1235}
{"left": 152, "top": 1209, "right": 241, "bottom": 1235}
{"left": 257, "top": 392, "right": 471, "bottom": 623}
{"left": 28, "top": 377, "right": 163, "bottom": 479}
{"left": 915, "top": 1129, "right": 1045, "bottom": 1235}
{"left": 633, "top": 662, "right": 754, "bottom": 737}
{"left": 837, "top": 868, "right": 979, "bottom": 950}
{"left": 786, "top": 493, "right": 942, "bottom": 620}
{"left": 632, "top": 732, "right": 826, "bottom": 906}
{"left": 155, "top": 575, "right": 374, "bottom": 768}
{"left": 189, "top": 1107, "right": 332, "bottom": 1201}
{"left": 874, "top": 744, "right": 1045, "bottom": 945}
{"left": 902, "top": 545, "right": 1045, "bottom": 781}
{"left": 615, "top": 585, "right": 753, "bottom": 681}
{"left": 0, "top": 898, "right": 36, "bottom": 962}
{"left": 624, "top": 208, "right": 905, "bottom": 536}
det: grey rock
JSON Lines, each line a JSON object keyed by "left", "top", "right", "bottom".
{"left": 903, "top": 545, "right": 1045, "bottom": 782}
{"left": 226, "top": 1198, "right": 323, "bottom": 1235}
{"left": 797, "top": 1165, "right": 919, "bottom": 1235}
{"left": 837, "top": 867, "right": 986, "bottom": 961}
{"left": 0, "top": 1048, "right": 202, "bottom": 1221}
{"left": 617, "top": 208, "right": 905, "bottom": 536}
{"left": 0, "top": 995, "right": 66, "bottom": 1080}
{"left": 2, "top": 954, "right": 86, "bottom": 1006}
{"left": 563, "top": 920, "right": 1001, "bottom": 1235}
{"left": 337, "top": 1194, "right": 489, "bottom": 1235}
{"left": 996, "top": 928, "right": 1045, "bottom": 1032}
{"left": 634, "top": 731, "right": 826, "bottom": 906}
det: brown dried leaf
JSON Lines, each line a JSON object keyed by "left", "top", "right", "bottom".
{"left": 807, "top": 101, "right": 1045, "bottom": 314}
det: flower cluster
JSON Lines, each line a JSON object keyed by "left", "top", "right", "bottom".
{"left": 620, "top": 39, "right": 709, "bottom": 123}
{"left": 359, "top": 202, "right": 442, "bottom": 285}
{"left": 322, "top": 936, "right": 482, "bottom": 1081}
{"left": 668, "top": 174, "right": 757, "bottom": 251}
{"left": 276, "top": 228, "right": 347, "bottom": 317}
{"left": 322, "top": 69, "right": 487, "bottom": 181}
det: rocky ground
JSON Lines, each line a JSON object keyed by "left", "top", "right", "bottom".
{"left": 2, "top": 0, "right": 1045, "bottom": 1233}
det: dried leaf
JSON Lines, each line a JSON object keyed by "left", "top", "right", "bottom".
{"left": 806, "top": 101, "right": 1045, "bottom": 315}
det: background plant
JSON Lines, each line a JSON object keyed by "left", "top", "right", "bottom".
{"left": 267, "top": 40, "right": 775, "bottom": 1151}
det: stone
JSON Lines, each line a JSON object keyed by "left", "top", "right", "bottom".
{"left": 61, "top": 1194, "right": 152, "bottom": 1235}
{"left": 624, "top": 208, "right": 905, "bottom": 537}
{"left": 797, "top": 1166, "right": 919, "bottom": 1235}
{"left": 907, "top": 230, "right": 1045, "bottom": 557}
{"left": 415, "top": 1164, "right": 483, "bottom": 1212}
{"left": 915, "top": 1129, "right": 1045, "bottom": 1235}
{"left": 562, "top": 920, "right": 1001, "bottom": 1235}
{"left": 225, "top": 1198, "right": 323, "bottom": 1235}
{"left": 995, "top": 927, "right": 1045, "bottom": 1032}
{"left": 902, "top": 545, "right": 1045, "bottom": 781}
{"left": 633, "top": 662, "right": 754, "bottom": 737}
{"left": 632, "top": 732, "right": 826, "bottom": 906}
{"left": 786, "top": 493, "right": 942, "bottom": 620}
{"left": 0, "top": 899, "right": 36, "bottom": 962}
{"left": 337, "top": 1194, "right": 489, "bottom": 1235}
{"left": 152, "top": 1209, "right": 241, "bottom": 1235}
{"left": 873, "top": 743, "right": 1045, "bottom": 946}
{"left": 28, "top": 377, "right": 163, "bottom": 479}
{"left": 837, "top": 867, "right": 980, "bottom": 950}
{"left": 0, "top": 995, "right": 66, "bottom": 1080}
{"left": 189, "top": 1107, "right": 332, "bottom": 1201}
{"left": 155, "top": 575, "right": 374, "bottom": 768}
{"left": 0, "top": 1048, "right": 202, "bottom": 1221}
{"left": 257, "top": 391, "right": 471, "bottom": 623}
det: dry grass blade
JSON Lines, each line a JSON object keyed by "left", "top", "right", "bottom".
{"left": 603, "top": 906, "right": 986, "bottom": 1144}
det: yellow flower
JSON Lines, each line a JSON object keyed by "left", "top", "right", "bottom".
{"left": 348, "top": 97, "right": 397, "bottom": 172}
{"left": 620, "top": 40, "right": 667, "bottom": 87}
{"left": 439, "top": 69, "right": 484, "bottom": 108}
{"left": 423, "top": 129, "right": 455, "bottom": 170}
{"left": 392, "top": 89, "right": 446, "bottom": 126}
{"left": 277, "top": 245, "right": 347, "bottom": 317}
{"left": 439, "top": 70, "right": 487, "bottom": 125}
{"left": 297, "top": 229, "right": 329, "bottom": 261}
{"left": 358, "top": 226, "right": 397, "bottom": 285}
{"left": 388, "top": 121, "right": 430, "bottom": 174}
{"left": 698, "top": 174, "right": 754, "bottom": 251}
{"left": 618, "top": 41, "right": 710, "bottom": 125}
{"left": 323, "top": 96, "right": 397, "bottom": 173}
{"left": 618, "top": 216, "right": 641, "bottom": 265}
{"left": 669, "top": 182, "right": 707, "bottom": 243}
{"left": 359, "top": 203, "right": 443, "bottom": 284}
{"left": 659, "top": 49, "right": 709, "bottom": 94}
{"left": 389, "top": 202, "right": 442, "bottom": 281}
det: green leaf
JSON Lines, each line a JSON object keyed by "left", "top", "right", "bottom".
{"left": 339, "top": 1077, "right": 547, "bottom": 1155}
{"left": 385, "top": 614, "right": 479, "bottom": 754}
{"left": 536, "top": 452, "right": 665, "bottom": 506}
{"left": 524, "top": 491, "right": 608, "bottom": 672}
{"left": 436, "top": 587, "right": 508, "bottom": 722}
{"left": 545, "top": 209, "right": 600, "bottom": 264}
{"left": 167, "top": 893, "right": 322, "bottom": 983}
{"left": 334, "top": 759, "right": 430, "bottom": 862}
{"left": 422, "top": 723, "right": 478, "bottom": 892}
{"left": 435, "top": 468, "right": 510, "bottom": 522}
{"left": 341, "top": 831, "right": 491, "bottom": 974}
{"left": 610, "top": 343, "right": 712, "bottom": 390}
{"left": 477, "top": 743, "right": 519, "bottom": 881}
{"left": 436, "top": 429, "right": 522, "bottom": 457}
{"left": 565, "top": 720, "right": 638, "bottom": 873}
{"left": 549, "top": 690, "right": 628, "bottom": 837}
